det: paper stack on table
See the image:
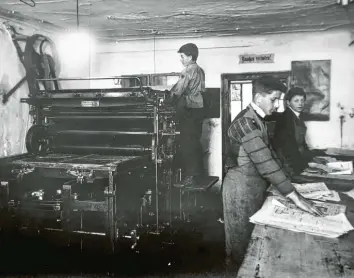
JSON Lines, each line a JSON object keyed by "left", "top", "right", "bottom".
{"left": 268, "top": 182, "right": 341, "bottom": 202}
{"left": 312, "top": 156, "right": 338, "bottom": 164}
{"left": 327, "top": 161, "right": 353, "bottom": 175}
{"left": 250, "top": 195, "right": 354, "bottom": 238}
{"left": 305, "top": 156, "right": 354, "bottom": 177}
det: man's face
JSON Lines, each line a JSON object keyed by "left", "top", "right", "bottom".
{"left": 287, "top": 95, "right": 305, "bottom": 113}
{"left": 256, "top": 90, "right": 282, "bottom": 115}
{"left": 180, "top": 53, "right": 192, "bottom": 67}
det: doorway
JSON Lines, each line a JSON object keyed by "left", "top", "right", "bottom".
{"left": 229, "top": 81, "right": 253, "bottom": 121}
{"left": 221, "top": 71, "right": 290, "bottom": 177}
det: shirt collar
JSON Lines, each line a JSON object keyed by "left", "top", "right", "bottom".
{"left": 288, "top": 107, "right": 300, "bottom": 118}
{"left": 185, "top": 60, "right": 196, "bottom": 68}
{"left": 250, "top": 102, "right": 266, "bottom": 119}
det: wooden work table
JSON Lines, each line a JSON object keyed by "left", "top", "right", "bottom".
{"left": 236, "top": 176, "right": 354, "bottom": 278}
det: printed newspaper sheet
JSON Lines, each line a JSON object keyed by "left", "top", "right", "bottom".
{"left": 268, "top": 182, "right": 340, "bottom": 202}
{"left": 250, "top": 195, "right": 353, "bottom": 238}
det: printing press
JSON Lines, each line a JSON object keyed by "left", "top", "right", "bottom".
{"left": 0, "top": 76, "right": 220, "bottom": 252}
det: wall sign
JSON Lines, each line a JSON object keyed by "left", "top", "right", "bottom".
{"left": 239, "top": 54, "right": 275, "bottom": 64}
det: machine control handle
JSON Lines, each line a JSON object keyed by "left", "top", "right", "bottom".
{"left": 66, "top": 168, "right": 95, "bottom": 184}
{"left": 104, "top": 189, "right": 115, "bottom": 197}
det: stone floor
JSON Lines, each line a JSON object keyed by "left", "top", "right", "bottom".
{"left": 0, "top": 230, "right": 226, "bottom": 277}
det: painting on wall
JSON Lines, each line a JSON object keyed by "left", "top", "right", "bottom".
{"left": 290, "top": 60, "right": 331, "bottom": 121}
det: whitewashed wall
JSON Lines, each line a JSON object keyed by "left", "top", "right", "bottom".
{"left": 91, "top": 29, "right": 354, "bottom": 183}
{"left": 4, "top": 23, "right": 353, "bottom": 183}
{"left": 0, "top": 22, "right": 94, "bottom": 156}
{"left": 0, "top": 24, "right": 30, "bottom": 156}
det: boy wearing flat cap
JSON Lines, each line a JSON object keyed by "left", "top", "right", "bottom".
{"left": 166, "top": 43, "right": 205, "bottom": 186}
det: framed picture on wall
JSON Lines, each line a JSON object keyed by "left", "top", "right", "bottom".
{"left": 290, "top": 60, "right": 331, "bottom": 121}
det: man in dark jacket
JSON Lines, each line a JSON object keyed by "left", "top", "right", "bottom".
{"left": 272, "top": 87, "right": 313, "bottom": 177}
{"left": 166, "top": 43, "right": 205, "bottom": 186}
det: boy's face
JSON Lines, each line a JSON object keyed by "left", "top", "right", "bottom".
{"left": 180, "top": 53, "right": 192, "bottom": 67}
{"left": 287, "top": 95, "right": 305, "bottom": 113}
{"left": 256, "top": 90, "right": 282, "bottom": 115}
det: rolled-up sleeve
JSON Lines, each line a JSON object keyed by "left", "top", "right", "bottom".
{"left": 170, "top": 64, "right": 204, "bottom": 108}
{"left": 170, "top": 69, "right": 191, "bottom": 97}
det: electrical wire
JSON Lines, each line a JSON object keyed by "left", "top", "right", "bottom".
{"left": 19, "top": 0, "right": 35, "bottom": 7}
{"left": 76, "top": 0, "right": 79, "bottom": 30}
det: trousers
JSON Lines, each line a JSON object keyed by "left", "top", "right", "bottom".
{"left": 177, "top": 108, "right": 204, "bottom": 177}
{"left": 222, "top": 167, "right": 268, "bottom": 269}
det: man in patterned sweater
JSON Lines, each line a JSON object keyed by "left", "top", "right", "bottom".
{"left": 222, "top": 76, "right": 323, "bottom": 270}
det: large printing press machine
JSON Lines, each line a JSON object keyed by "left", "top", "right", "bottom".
{"left": 0, "top": 76, "right": 220, "bottom": 251}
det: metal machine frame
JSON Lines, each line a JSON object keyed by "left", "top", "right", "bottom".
{"left": 0, "top": 76, "right": 219, "bottom": 251}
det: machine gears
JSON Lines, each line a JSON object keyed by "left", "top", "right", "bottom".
{"left": 25, "top": 124, "right": 51, "bottom": 154}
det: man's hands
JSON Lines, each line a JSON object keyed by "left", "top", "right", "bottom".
{"left": 163, "top": 90, "right": 172, "bottom": 103}
{"left": 287, "top": 191, "right": 324, "bottom": 217}
{"left": 164, "top": 89, "right": 172, "bottom": 97}
{"left": 163, "top": 90, "right": 179, "bottom": 106}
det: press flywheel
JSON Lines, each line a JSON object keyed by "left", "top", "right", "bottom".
{"left": 25, "top": 125, "right": 51, "bottom": 154}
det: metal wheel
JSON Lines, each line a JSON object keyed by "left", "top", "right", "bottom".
{"left": 25, "top": 125, "right": 50, "bottom": 154}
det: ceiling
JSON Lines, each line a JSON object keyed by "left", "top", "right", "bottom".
{"left": 0, "top": 0, "right": 353, "bottom": 41}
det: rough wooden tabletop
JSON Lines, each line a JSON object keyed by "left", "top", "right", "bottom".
{"left": 237, "top": 193, "right": 354, "bottom": 278}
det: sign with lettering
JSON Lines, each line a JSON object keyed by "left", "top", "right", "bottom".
{"left": 239, "top": 54, "right": 275, "bottom": 64}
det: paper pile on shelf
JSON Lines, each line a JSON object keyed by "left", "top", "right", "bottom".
{"left": 306, "top": 157, "right": 353, "bottom": 176}
{"left": 327, "top": 161, "right": 353, "bottom": 175}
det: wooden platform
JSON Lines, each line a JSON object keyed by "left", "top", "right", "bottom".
{"left": 183, "top": 175, "right": 220, "bottom": 192}
{"left": 237, "top": 190, "right": 354, "bottom": 278}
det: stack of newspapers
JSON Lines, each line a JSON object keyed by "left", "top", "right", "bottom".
{"left": 250, "top": 183, "right": 354, "bottom": 238}
{"left": 306, "top": 156, "right": 354, "bottom": 176}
